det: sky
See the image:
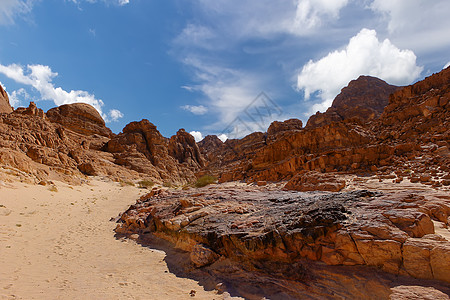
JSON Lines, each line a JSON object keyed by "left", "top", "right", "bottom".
{"left": 0, "top": 0, "right": 449, "bottom": 141}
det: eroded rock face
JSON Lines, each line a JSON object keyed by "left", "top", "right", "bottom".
{"left": 267, "top": 118, "right": 303, "bottom": 137}
{"left": 284, "top": 171, "right": 346, "bottom": 192}
{"left": 47, "top": 103, "right": 112, "bottom": 137}
{"left": 306, "top": 75, "right": 399, "bottom": 128}
{"left": 105, "top": 119, "right": 200, "bottom": 184}
{"left": 116, "top": 187, "right": 450, "bottom": 284}
{"left": 168, "top": 129, "right": 205, "bottom": 169}
{"left": 200, "top": 68, "right": 450, "bottom": 187}
{"left": 0, "top": 84, "right": 13, "bottom": 114}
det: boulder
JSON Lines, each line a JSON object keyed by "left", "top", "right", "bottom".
{"left": 47, "top": 103, "right": 112, "bottom": 137}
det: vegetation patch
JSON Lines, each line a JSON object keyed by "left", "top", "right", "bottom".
{"left": 194, "top": 175, "right": 217, "bottom": 188}
{"left": 137, "top": 180, "right": 155, "bottom": 189}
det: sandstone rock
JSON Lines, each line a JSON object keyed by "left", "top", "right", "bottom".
{"left": 389, "top": 285, "right": 450, "bottom": 300}
{"left": 116, "top": 187, "right": 450, "bottom": 283}
{"left": 306, "top": 76, "right": 399, "bottom": 128}
{"left": 267, "top": 118, "right": 303, "bottom": 137}
{"left": 106, "top": 119, "right": 198, "bottom": 184}
{"left": 47, "top": 103, "right": 112, "bottom": 137}
{"left": 190, "top": 244, "right": 220, "bottom": 267}
{"left": 168, "top": 129, "right": 205, "bottom": 169}
{"left": 284, "top": 171, "right": 346, "bottom": 192}
{"left": 14, "top": 102, "right": 46, "bottom": 118}
{"left": 0, "top": 84, "right": 13, "bottom": 113}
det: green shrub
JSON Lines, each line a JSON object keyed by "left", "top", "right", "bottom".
{"left": 137, "top": 180, "right": 155, "bottom": 189}
{"left": 194, "top": 175, "right": 217, "bottom": 188}
{"left": 119, "top": 180, "right": 135, "bottom": 187}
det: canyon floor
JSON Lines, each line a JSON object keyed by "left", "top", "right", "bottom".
{"left": 1, "top": 170, "right": 450, "bottom": 299}
{"left": 0, "top": 172, "right": 235, "bottom": 300}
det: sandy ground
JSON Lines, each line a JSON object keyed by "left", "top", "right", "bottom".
{"left": 0, "top": 178, "right": 228, "bottom": 300}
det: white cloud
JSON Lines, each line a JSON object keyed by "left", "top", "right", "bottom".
{"left": 182, "top": 57, "right": 266, "bottom": 126}
{"left": 444, "top": 62, "right": 450, "bottom": 69}
{"left": 69, "top": 0, "right": 129, "bottom": 6}
{"left": 9, "top": 88, "right": 29, "bottom": 107}
{"left": 189, "top": 0, "right": 348, "bottom": 39}
{"left": 0, "top": 63, "right": 122, "bottom": 122}
{"left": 217, "top": 134, "right": 228, "bottom": 142}
{"left": 107, "top": 109, "right": 123, "bottom": 122}
{"left": 293, "top": 0, "right": 348, "bottom": 31}
{"left": 181, "top": 104, "right": 208, "bottom": 115}
{"left": 297, "top": 28, "right": 423, "bottom": 114}
{"left": 370, "top": 0, "right": 450, "bottom": 54}
{"left": 189, "top": 131, "right": 203, "bottom": 142}
{"left": 0, "top": 0, "right": 34, "bottom": 25}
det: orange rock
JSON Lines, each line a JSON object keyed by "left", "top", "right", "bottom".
{"left": 0, "top": 84, "right": 13, "bottom": 113}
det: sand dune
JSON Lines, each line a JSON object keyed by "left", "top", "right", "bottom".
{"left": 0, "top": 178, "right": 227, "bottom": 300}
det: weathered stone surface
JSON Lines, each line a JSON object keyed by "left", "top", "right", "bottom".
{"left": 0, "top": 84, "right": 13, "bottom": 113}
{"left": 306, "top": 75, "right": 399, "bottom": 128}
{"left": 190, "top": 244, "right": 220, "bottom": 267}
{"left": 47, "top": 103, "right": 112, "bottom": 137}
{"left": 105, "top": 119, "right": 201, "bottom": 184}
{"left": 198, "top": 67, "right": 450, "bottom": 188}
{"left": 389, "top": 285, "right": 450, "bottom": 300}
{"left": 168, "top": 129, "right": 205, "bottom": 169}
{"left": 284, "top": 171, "right": 346, "bottom": 192}
{"left": 116, "top": 186, "right": 450, "bottom": 283}
{"left": 267, "top": 118, "right": 303, "bottom": 137}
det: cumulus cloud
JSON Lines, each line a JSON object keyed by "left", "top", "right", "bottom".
{"left": 181, "top": 104, "right": 208, "bottom": 115}
{"left": 108, "top": 109, "right": 123, "bottom": 122}
{"left": 297, "top": 28, "right": 423, "bottom": 114}
{"left": 189, "top": 131, "right": 203, "bottom": 142}
{"left": 0, "top": 63, "right": 122, "bottom": 122}
{"left": 9, "top": 88, "right": 29, "bottom": 107}
{"left": 370, "top": 0, "right": 450, "bottom": 54}
{"left": 0, "top": 0, "right": 34, "bottom": 25}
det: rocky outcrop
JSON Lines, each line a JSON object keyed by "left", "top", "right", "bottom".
{"left": 0, "top": 84, "right": 13, "bottom": 114}
{"left": 47, "top": 103, "right": 112, "bottom": 137}
{"left": 15, "top": 102, "right": 46, "bottom": 118}
{"left": 198, "top": 135, "right": 224, "bottom": 162}
{"left": 267, "top": 118, "right": 303, "bottom": 137}
{"left": 201, "top": 69, "right": 450, "bottom": 187}
{"left": 105, "top": 119, "right": 199, "bottom": 184}
{"left": 116, "top": 187, "right": 450, "bottom": 284}
{"left": 1, "top": 103, "right": 205, "bottom": 184}
{"left": 306, "top": 75, "right": 399, "bottom": 128}
{"left": 284, "top": 171, "right": 346, "bottom": 192}
{"left": 168, "top": 129, "right": 205, "bottom": 169}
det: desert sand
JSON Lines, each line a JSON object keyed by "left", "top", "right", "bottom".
{"left": 0, "top": 177, "right": 229, "bottom": 300}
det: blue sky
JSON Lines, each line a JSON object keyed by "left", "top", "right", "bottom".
{"left": 0, "top": 0, "right": 449, "bottom": 141}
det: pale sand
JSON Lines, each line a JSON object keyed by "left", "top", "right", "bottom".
{"left": 0, "top": 178, "right": 228, "bottom": 300}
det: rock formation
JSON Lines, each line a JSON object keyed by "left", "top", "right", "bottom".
{"left": 306, "top": 75, "right": 399, "bottom": 128}
{"left": 200, "top": 68, "right": 450, "bottom": 187}
{"left": 267, "top": 118, "right": 303, "bottom": 137}
{"left": 105, "top": 119, "right": 201, "bottom": 184}
{"left": 168, "top": 128, "right": 205, "bottom": 169}
{"left": 47, "top": 103, "right": 113, "bottom": 137}
{"left": 0, "top": 84, "right": 13, "bottom": 113}
{"left": 116, "top": 186, "right": 450, "bottom": 287}
{"left": 0, "top": 97, "right": 205, "bottom": 184}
